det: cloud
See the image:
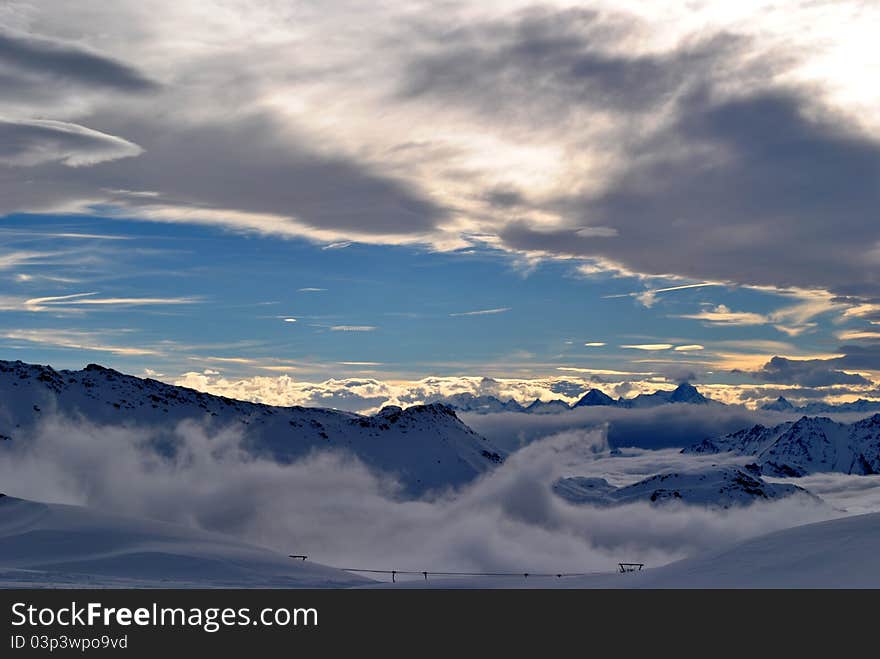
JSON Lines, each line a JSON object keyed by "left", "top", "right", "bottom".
{"left": 621, "top": 344, "right": 674, "bottom": 351}
{"left": 584, "top": 342, "right": 605, "bottom": 347}
{"left": 330, "top": 325, "right": 377, "bottom": 332}
{"left": 0, "top": 416, "right": 841, "bottom": 573}
{"left": 606, "top": 282, "right": 721, "bottom": 308}
{"left": 0, "top": 28, "right": 156, "bottom": 93}
{"left": 0, "top": 328, "right": 162, "bottom": 356}
{"left": 17, "top": 291, "right": 198, "bottom": 312}
{"left": 680, "top": 304, "right": 767, "bottom": 326}
{"left": 836, "top": 330, "right": 880, "bottom": 342}
{"left": 298, "top": 288, "right": 326, "bottom": 292}
{"left": 449, "top": 307, "right": 511, "bottom": 317}
{"left": 0, "top": 2, "right": 878, "bottom": 305}
{"left": 674, "top": 345, "right": 704, "bottom": 351}
{"left": 749, "top": 356, "right": 870, "bottom": 387}
{"left": 0, "top": 118, "right": 142, "bottom": 167}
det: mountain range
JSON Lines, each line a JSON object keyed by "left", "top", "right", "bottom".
{"left": 553, "top": 465, "right": 816, "bottom": 508}
{"left": 436, "top": 382, "right": 717, "bottom": 414}
{"left": 683, "top": 414, "right": 880, "bottom": 476}
{"left": 0, "top": 359, "right": 504, "bottom": 496}
{"left": 760, "top": 396, "right": 880, "bottom": 414}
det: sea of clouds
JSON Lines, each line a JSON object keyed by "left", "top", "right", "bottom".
{"left": 2, "top": 413, "right": 871, "bottom": 577}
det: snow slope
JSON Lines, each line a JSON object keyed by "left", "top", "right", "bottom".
{"left": 573, "top": 512, "right": 880, "bottom": 588}
{"left": 0, "top": 494, "right": 369, "bottom": 588}
{"left": 0, "top": 360, "right": 504, "bottom": 496}
{"left": 683, "top": 415, "right": 880, "bottom": 477}
{"left": 553, "top": 465, "right": 814, "bottom": 508}
{"left": 379, "top": 512, "right": 880, "bottom": 588}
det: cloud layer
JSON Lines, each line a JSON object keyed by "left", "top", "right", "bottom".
{"left": 0, "top": 415, "right": 842, "bottom": 574}
{"left": 0, "top": 1, "right": 878, "bottom": 300}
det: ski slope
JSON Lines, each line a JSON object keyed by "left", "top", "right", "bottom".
{"left": 0, "top": 495, "right": 370, "bottom": 588}
{"left": 379, "top": 512, "right": 880, "bottom": 588}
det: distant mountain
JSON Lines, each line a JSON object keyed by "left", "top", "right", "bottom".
{"left": 760, "top": 396, "right": 796, "bottom": 412}
{"left": 572, "top": 389, "right": 616, "bottom": 408}
{"left": 0, "top": 359, "right": 504, "bottom": 496}
{"left": 619, "top": 382, "right": 713, "bottom": 409}
{"left": 523, "top": 398, "right": 571, "bottom": 414}
{"left": 428, "top": 392, "right": 524, "bottom": 413}
{"left": 553, "top": 465, "right": 816, "bottom": 508}
{"left": 445, "top": 382, "right": 719, "bottom": 415}
{"left": 683, "top": 414, "right": 880, "bottom": 477}
{"left": 760, "top": 397, "right": 880, "bottom": 414}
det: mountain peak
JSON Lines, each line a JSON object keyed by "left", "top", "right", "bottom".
{"left": 668, "top": 382, "right": 708, "bottom": 404}
{"left": 761, "top": 396, "right": 795, "bottom": 411}
{"left": 573, "top": 388, "right": 615, "bottom": 407}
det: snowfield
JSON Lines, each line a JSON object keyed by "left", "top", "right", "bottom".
{"left": 0, "top": 494, "right": 370, "bottom": 588}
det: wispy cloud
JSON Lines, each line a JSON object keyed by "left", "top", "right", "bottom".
{"left": 836, "top": 330, "right": 880, "bottom": 341}
{"left": 679, "top": 304, "right": 767, "bottom": 326}
{"left": 20, "top": 292, "right": 199, "bottom": 312}
{"left": 584, "top": 342, "right": 606, "bottom": 347}
{"left": 449, "top": 307, "right": 511, "bottom": 317}
{"left": 0, "top": 250, "right": 67, "bottom": 271}
{"left": 0, "top": 328, "right": 162, "bottom": 356}
{"left": 298, "top": 288, "right": 326, "bottom": 292}
{"left": 330, "top": 325, "right": 376, "bottom": 332}
{"left": 605, "top": 283, "right": 721, "bottom": 308}
{"left": 620, "top": 343, "right": 674, "bottom": 351}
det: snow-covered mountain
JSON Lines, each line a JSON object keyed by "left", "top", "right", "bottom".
{"left": 553, "top": 465, "right": 815, "bottom": 508}
{"left": 760, "top": 396, "right": 880, "bottom": 414}
{"left": 0, "top": 494, "right": 369, "bottom": 588}
{"left": 0, "top": 360, "right": 504, "bottom": 496}
{"left": 572, "top": 388, "right": 616, "bottom": 408}
{"left": 440, "top": 382, "right": 720, "bottom": 414}
{"left": 683, "top": 414, "right": 880, "bottom": 477}
{"left": 523, "top": 398, "right": 571, "bottom": 414}
{"left": 426, "top": 392, "right": 525, "bottom": 413}
{"left": 618, "top": 382, "right": 714, "bottom": 408}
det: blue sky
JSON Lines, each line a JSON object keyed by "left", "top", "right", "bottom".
{"left": 1, "top": 1, "right": 879, "bottom": 410}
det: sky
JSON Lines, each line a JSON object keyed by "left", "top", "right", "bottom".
{"left": 1, "top": 0, "right": 879, "bottom": 411}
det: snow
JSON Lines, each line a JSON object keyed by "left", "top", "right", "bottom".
{"left": 0, "top": 360, "right": 505, "bottom": 496}
{"left": 683, "top": 414, "right": 880, "bottom": 477}
{"left": 554, "top": 465, "right": 815, "bottom": 508}
{"left": 0, "top": 494, "right": 370, "bottom": 588}
{"left": 378, "top": 512, "right": 880, "bottom": 588}
{"left": 440, "top": 382, "right": 721, "bottom": 414}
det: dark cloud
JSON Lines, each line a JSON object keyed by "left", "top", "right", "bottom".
{"left": 399, "top": 9, "right": 746, "bottom": 120}
{"left": 0, "top": 30, "right": 156, "bottom": 92}
{"left": 833, "top": 343, "right": 880, "bottom": 372}
{"left": 0, "top": 112, "right": 446, "bottom": 235}
{"left": 501, "top": 87, "right": 880, "bottom": 297}
{"left": 394, "top": 8, "right": 880, "bottom": 297}
{"left": 750, "top": 356, "right": 870, "bottom": 387}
